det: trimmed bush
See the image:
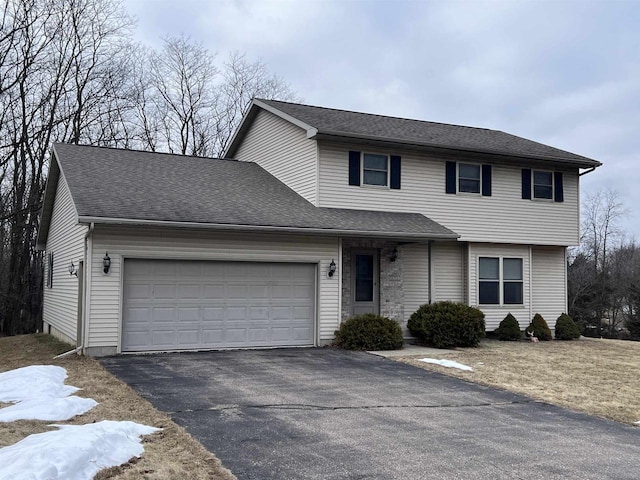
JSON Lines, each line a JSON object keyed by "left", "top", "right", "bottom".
{"left": 334, "top": 313, "right": 404, "bottom": 351}
{"left": 407, "top": 301, "right": 485, "bottom": 349}
{"left": 527, "top": 313, "right": 552, "bottom": 341}
{"left": 555, "top": 313, "right": 581, "bottom": 340}
{"left": 495, "top": 313, "right": 522, "bottom": 341}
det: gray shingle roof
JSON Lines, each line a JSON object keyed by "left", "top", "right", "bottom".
{"left": 50, "top": 144, "right": 457, "bottom": 240}
{"left": 256, "top": 99, "right": 601, "bottom": 167}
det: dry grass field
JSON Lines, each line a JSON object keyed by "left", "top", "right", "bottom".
{"left": 397, "top": 337, "right": 640, "bottom": 425}
{"left": 0, "top": 334, "right": 235, "bottom": 480}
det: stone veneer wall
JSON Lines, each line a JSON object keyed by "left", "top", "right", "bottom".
{"left": 341, "top": 239, "right": 404, "bottom": 324}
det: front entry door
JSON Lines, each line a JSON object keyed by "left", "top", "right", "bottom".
{"left": 351, "top": 250, "right": 379, "bottom": 316}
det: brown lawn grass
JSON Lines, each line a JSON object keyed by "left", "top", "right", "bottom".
{"left": 0, "top": 334, "right": 236, "bottom": 480}
{"left": 397, "top": 337, "right": 640, "bottom": 425}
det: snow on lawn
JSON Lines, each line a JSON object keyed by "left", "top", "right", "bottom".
{"left": 419, "top": 358, "right": 473, "bottom": 371}
{"left": 0, "top": 420, "right": 159, "bottom": 480}
{"left": 0, "top": 365, "right": 97, "bottom": 422}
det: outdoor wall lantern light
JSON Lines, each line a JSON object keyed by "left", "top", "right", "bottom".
{"left": 328, "top": 259, "right": 337, "bottom": 278}
{"left": 389, "top": 247, "right": 399, "bottom": 262}
{"left": 103, "top": 252, "right": 111, "bottom": 274}
{"left": 68, "top": 262, "right": 77, "bottom": 276}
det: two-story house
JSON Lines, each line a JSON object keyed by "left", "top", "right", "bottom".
{"left": 37, "top": 99, "right": 600, "bottom": 355}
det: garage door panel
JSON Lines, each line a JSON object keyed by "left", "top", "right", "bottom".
{"left": 293, "top": 327, "right": 312, "bottom": 340}
{"left": 178, "top": 307, "right": 199, "bottom": 322}
{"left": 178, "top": 284, "right": 200, "bottom": 299}
{"left": 203, "top": 285, "right": 225, "bottom": 300}
{"left": 126, "top": 307, "right": 150, "bottom": 323}
{"left": 293, "top": 306, "right": 313, "bottom": 321}
{"left": 177, "top": 330, "right": 199, "bottom": 345}
{"left": 226, "top": 328, "right": 248, "bottom": 343}
{"left": 126, "top": 331, "right": 150, "bottom": 350}
{"left": 202, "top": 329, "right": 224, "bottom": 344}
{"left": 151, "top": 307, "right": 176, "bottom": 323}
{"left": 271, "top": 285, "right": 292, "bottom": 298}
{"left": 153, "top": 284, "right": 176, "bottom": 300}
{"left": 203, "top": 307, "right": 224, "bottom": 321}
{"left": 151, "top": 330, "right": 176, "bottom": 347}
{"left": 249, "top": 285, "right": 269, "bottom": 298}
{"left": 122, "top": 260, "right": 316, "bottom": 352}
{"left": 153, "top": 262, "right": 177, "bottom": 276}
{"left": 126, "top": 284, "right": 151, "bottom": 300}
{"left": 227, "top": 285, "right": 248, "bottom": 299}
{"left": 293, "top": 284, "right": 314, "bottom": 297}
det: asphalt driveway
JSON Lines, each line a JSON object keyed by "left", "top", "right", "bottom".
{"left": 100, "top": 349, "right": 640, "bottom": 480}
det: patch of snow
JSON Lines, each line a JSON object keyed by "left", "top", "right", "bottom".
{"left": 0, "top": 396, "right": 97, "bottom": 422}
{"left": 0, "top": 365, "right": 96, "bottom": 422}
{"left": 419, "top": 358, "right": 473, "bottom": 371}
{"left": 0, "top": 366, "right": 78, "bottom": 402}
{"left": 0, "top": 420, "right": 159, "bottom": 480}
{"left": 635, "top": 420, "right": 640, "bottom": 425}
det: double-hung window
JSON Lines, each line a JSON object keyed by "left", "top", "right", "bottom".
{"left": 458, "top": 163, "right": 481, "bottom": 193}
{"left": 533, "top": 171, "right": 553, "bottom": 199}
{"left": 479, "top": 257, "right": 523, "bottom": 305}
{"left": 362, "top": 153, "right": 389, "bottom": 186}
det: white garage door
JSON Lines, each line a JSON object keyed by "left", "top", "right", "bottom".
{"left": 122, "top": 259, "right": 316, "bottom": 352}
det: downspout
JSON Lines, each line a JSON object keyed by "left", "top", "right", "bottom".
{"left": 428, "top": 241, "right": 433, "bottom": 304}
{"left": 338, "top": 237, "right": 343, "bottom": 324}
{"left": 529, "top": 246, "right": 533, "bottom": 321}
{"left": 81, "top": 222, "right": 95, "bottom": 355}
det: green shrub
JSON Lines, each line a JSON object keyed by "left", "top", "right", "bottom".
{"left": 527, "top": 313, "right": 552, "bottom": 341}
{"left": 334, "top": 313, "right": 404, "bottom": 350}
{"left": 407, "top": 301, "right": 485, "bottom": 349}
{"left": 494, "top": 313, "right": 522, "bottom": 341}
{"left": 555, "top": 313, "right": 581, "bottom": 340}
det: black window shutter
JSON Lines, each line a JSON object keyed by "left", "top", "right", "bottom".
{"left": 554, "top": 171, "right": 564, "bottom": 202}
{"left": 522, "top": 169, "right": 532, "bottom": 199}
{"left": 445, "top": 161, "right": 456, "bottom": 194}
{"left": 390, "top": 155, "right": 401, "bottom": 189}
{"left": 348, "top": 151, "right": 360, "bottom": 186}
{"left": 481, "top": 164, "right": 492, "bottom": 197}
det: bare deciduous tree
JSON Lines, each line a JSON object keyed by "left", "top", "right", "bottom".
{"left": 0, "top": 0, "right": 298, "bottom": 335}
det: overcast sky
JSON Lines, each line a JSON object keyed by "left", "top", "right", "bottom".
{"left": 126, "top": 0, "right": 639, "bottom": 237}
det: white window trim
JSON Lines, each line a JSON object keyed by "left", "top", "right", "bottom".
{"left": 457, "top": 162, "right": 482, "bottom": 195}
{"left": 532, "top": 169, "right": 554, "bottom": 201}
{"left": 478, "top": 256, "right": 524, "bottom": 306}
{"left": 361, "top": 152, "right": 390, "bottom": 188}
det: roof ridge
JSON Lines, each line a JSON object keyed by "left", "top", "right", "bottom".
{"left": 257, "top": 98, "right": 496, "bottom": 132}
{"left": 53, "top": 143, "right": 240, "bottom": 163}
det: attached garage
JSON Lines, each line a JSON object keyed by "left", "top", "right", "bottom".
{"left": 122, "top": 259, "right": 316, "bottom": 352}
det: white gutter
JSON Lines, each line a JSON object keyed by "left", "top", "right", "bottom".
{"left": 579, "top": 166, "right": 598, "bottom": 176}
{"left": 312, "top": 131, "right": 602, "bottom": 169}
{"left": 76, "top": 216, "right": 460, "bottom": 241}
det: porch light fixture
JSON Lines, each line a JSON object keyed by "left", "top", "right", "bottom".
{"left": 389, "top": 247, "right": 399, "bottom": 262}
{"left": 68, "top": 262, "right": 77, "bottom": 277}
{"left": 103, "top": 252, "right": 111, "bottom": 274}
{"left": 328, "top": 259, "right": 337, "bottom": 278}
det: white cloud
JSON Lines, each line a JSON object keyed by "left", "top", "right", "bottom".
{"left": 125, "top": 0, "right": 640, "bottom": 233}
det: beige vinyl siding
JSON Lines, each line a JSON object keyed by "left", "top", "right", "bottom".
{"left": 42, "top": 176, "right": 88, "bottom": 343}
{"left": 402, "top": 244, "right": 430, "bottom": 332}
{"left": 468, "top": 243, "right": 531, "bottom": 331}
{"left": 432, "top": 242, "right": 464, "bottom": 302}
{"left": 87, "top": 228, "right": 339, "bottom": 350}
{"left": 318, "top": 142, "right": 580, "bottom": 246}
{"left": 234, "top": 109, "right": 318, "bottom": 204}
{"left": 532, "top": 246, "right": 567, "bottom": 331}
